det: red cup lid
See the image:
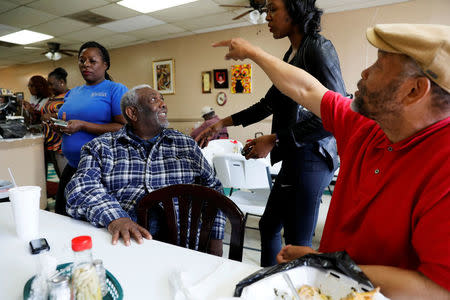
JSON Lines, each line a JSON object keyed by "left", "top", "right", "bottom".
{"left": 71, "top": 235, "right": 92, "bottom": 251}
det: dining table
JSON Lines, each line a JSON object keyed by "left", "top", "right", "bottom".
{"left": 0, "top": 202, "right": 260, "bottom": 299}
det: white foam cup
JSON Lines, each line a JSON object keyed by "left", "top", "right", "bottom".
{"left": 8, "top": 186, "right": 41, "bottom": 240}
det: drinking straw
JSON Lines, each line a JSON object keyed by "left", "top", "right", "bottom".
{"left": 8, "top": 168, "right": 17, "bottom": 187}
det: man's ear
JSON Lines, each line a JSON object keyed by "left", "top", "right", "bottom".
{"left": 404, "top": 76, "right": 431, "bottom": 105}
{"left": 125, "top": 106, "right": 138, "bottom": 122}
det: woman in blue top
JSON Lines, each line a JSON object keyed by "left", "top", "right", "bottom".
{"left": 55, "top": 41, "right": 128, "bottom": 215}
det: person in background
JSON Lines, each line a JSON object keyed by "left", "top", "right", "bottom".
{"left": 196, "top": 0, "right": 347, "bottom": 267}
{"left": 54, "top": 41, "right": 127, "bottom": 216}
{"left": 66, "top": 85, "right": 226, "bottom": 256}
{"left": 23, "top": 75, "right": 51, "bottom": 124}
{"left": 213, "top": 23, "right": 450, "bottom": 298}
{"left": 190, "top": 106, "right": 228, "bottom": 140}
{"left": 41, "top": 67, "right": 69, "bottom": 178}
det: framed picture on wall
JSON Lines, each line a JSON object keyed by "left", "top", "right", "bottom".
{"left": 201, "top": 71, "right": 212, "bottom": 93}
{"left": 231, "top": 64, "right": 251, "bottom": 94}
{"left": 213, "top": 69, "right": 228, "bottom": 88}
{"left": 152, "top": 59, "right": 175, "bottom": 94}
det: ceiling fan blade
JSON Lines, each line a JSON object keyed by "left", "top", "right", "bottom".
{"left": 220, "top": 4, "right": 252, "bottom": 8}
{"left": 60, "top": 50, "right": 75, "bottom": 57}
{"left": 61, "top": 49, "right": 78, "bottom": 53}
{"left": 233, "top": 9, "right": 253, "bottom": 20}
{"left": 24, "top": 46, "right": 45, "bottom": 50}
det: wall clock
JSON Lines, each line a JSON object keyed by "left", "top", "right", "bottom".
{"left": 216, "top": 92, "right": 227, "bottom": 106}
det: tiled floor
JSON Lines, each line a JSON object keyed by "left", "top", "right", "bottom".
{"left": 223, "top": 192, "right": 332, "bottom": 266}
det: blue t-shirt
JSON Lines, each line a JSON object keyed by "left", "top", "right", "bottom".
{"left": 58, "top": 80, "right": 127, "bottom": 167}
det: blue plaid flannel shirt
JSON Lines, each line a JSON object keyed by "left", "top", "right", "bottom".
{"left": 65, "top": 126, "right": 226, "bottom": 239}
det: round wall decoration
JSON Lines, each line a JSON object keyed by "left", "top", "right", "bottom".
{"left": 216, "top": 92, "right": 227, "bottom": 106}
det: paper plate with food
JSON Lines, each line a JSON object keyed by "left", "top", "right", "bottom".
{"left": 235, "top": 252, "right": 389, "bottom": 300}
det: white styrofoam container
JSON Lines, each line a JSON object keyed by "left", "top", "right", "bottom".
{"left": 240, "top": 266, "right": 389, "bottom": 300}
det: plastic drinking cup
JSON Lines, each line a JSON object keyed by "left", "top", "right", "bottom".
{"left": 8, "top": 186, "right": 41, "bottom": 240}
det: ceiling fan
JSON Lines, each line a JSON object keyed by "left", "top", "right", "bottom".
{"left": 42, "top": 42, "right": 78, "bottom": 61}
{"left": 220, "top": 0, "right": 267, "bottom": 24}
{"left": 25, "top": 42, "right": 78, "bottom": 61}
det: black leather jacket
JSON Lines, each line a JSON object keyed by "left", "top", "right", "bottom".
{"left": 232, "top": 34, "right": 347, "bottom": 170}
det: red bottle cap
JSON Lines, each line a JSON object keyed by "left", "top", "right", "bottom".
{"left": 71, "top": 235, "right": 93, "bottom": 252}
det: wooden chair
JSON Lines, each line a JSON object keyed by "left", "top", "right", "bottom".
{"left": 136, "top": 184, "right": 245, "bottom": 262}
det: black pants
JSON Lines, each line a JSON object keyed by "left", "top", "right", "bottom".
{"left": 55, "top": 164, "right": 77, "bottom": 216}
{"left": 259, "top": 145, "right": 335, "bottom": 267}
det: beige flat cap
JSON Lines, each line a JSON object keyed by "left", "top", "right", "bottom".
{"left": 366, "top": 24, "right": 450, "bottom": 93}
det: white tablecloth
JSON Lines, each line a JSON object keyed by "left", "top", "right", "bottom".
{"left": 0, "top": 203, "right": 259, "bottom": 299}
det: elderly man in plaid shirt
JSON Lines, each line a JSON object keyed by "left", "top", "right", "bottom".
{"left": 65, "top": 84, "right": 226, "bottom": 256}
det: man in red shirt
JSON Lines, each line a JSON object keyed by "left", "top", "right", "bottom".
{"left": 213, "top": 24, "right": 450, "bottom": 299}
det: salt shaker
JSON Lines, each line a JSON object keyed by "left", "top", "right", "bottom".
{"left": 93, "top": 259, "right": 108, "bottom": 297}
{"left": 48, "top": 275, "right": 71, "bottom": 300}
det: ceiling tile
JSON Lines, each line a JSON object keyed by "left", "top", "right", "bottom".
{"left": 0, "top": 24, "right": 19, "bottom": 36}
{"left": 0, "top": 6, "right": 57, "bottom": 28}
{"left": 148, "top": 0, "right": 227, "bottom": 23}
{"left": 29, "top": 17, "right": 91, "bottom": 37}
{"left": 173, "top": 11, "right": 240, "bottom": 31}
{"left": 211, "top": 0, "right": 248, "bottom": 5}
{"left": 128, "top": 24, "right": 185, "bottom": 39}
{"left": 151, "top": 31, "right": 194, "bottom": 42}
{"left": 319, "top": 0, "right": 409, "bottom": 13}
{"left": 95, "top": 33, "right": 139, "bottom": 48}
{"left": 193, "top": 21, "right": 251, "bottom": 34}
{"left": 27, "top": 0, "right": 110, "bottom": 17}
{"left": 98, "top": 15, "right": 165, "bottom": 33}
{"left": 90, "top": 3, "right": 140, "bottom": 20}
{"left": 5, "top": 0, "right": 34, "bottom": 5}
{"left": 0, "top": 0, "right": 19, "bottom": 14}
{"left": 28, "top": 37, "right": 80, "bottom": 49}
{"left": 63, "top": 26, "right": 115, "bottom": 42}
{"left": 0, "top": 45, "right": 21, "bottom": 58}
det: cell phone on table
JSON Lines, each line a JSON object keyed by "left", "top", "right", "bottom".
{"left": 50, "top": 117, "right": 68, "bottom": 127}
{"left": 29, "top": 238, "right": 50, "bottom": 254}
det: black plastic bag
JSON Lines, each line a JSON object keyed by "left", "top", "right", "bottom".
{"left": 234, "top": 251, "right": 373, "bottom": 297}
{"left": 0, "top": 122, "right": 27, "bottom": 139}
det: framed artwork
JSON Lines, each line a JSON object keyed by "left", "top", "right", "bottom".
{"left": 231, "top": 64, "right": 252, "bottom": 94}
{"left": 201, "top": 71, "right": 212, "bottom": 93}
{"left": 213, "top": 69, "right": 228, "bottom": 89}
{"left": 152, "top": 59, "right": 175, "bottom": 94}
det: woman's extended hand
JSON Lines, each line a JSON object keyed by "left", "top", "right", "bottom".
{"left": 243, "top": 134, "right": 277, "bottom": 159}
{"left": 212, "top": 38, "right": 258, "bottom": 61}
{"left": 195, "top": 120, "right": 225, "bottom": 148}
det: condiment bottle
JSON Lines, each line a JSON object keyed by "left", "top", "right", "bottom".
{"left": 93, "top": 259, "right": 107, "bottom": 297}
{"left": 71, "top": 236, "right": 102, "bottom": 300}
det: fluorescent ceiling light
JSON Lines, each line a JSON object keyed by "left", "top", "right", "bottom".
{"left": 0, "top": 30, "right": 53, "bottom": 45}
{"left": 118, "top": 0, "right": 199, "bottom": 13}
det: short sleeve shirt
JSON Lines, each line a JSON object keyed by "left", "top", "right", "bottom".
{"left": 319, "top": 90, "right": 450, "bottom": 291}
{"left": 58, "top": 80, "right": 127, "bottom": 167}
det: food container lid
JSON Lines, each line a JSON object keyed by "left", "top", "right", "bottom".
{"left": 49, "top": 275, "right": 70, "bottom": 287}
{"left": 71, "top": 235, "right": 92, "bottom": 251}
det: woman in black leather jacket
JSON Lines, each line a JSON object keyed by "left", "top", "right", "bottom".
{"left": 196, "top": 0, "right": 347, "bottom": 266}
